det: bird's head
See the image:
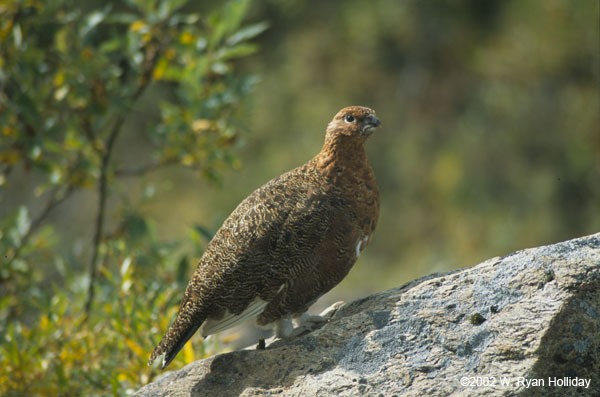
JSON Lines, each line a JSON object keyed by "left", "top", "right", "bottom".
{"left": 326, "top": 106, "right": 381, "bottom": 142}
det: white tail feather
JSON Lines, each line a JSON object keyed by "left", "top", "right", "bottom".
{"left": 200, "top": 297, "right": 269, "bottom": 337}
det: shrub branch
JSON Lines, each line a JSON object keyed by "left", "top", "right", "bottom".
{"left": 83, "top": 42, "right": 161, "bottom": 315}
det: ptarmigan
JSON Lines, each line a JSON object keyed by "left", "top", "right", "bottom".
{"left": 149, "top": 106, "right": 381, "bottom": 369}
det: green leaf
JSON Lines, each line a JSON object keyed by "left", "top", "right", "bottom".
{"left": 13, "top": 24, "right": 22, "bottom": 48}
{"left": 55, "top": 26, "right": 70, "bottom": 53}
{"left": 169, "top": 13, "right": 200, "bottom": 25}
{"left": 120, "top": 256, "right": 132, "bottom": 278}
{"left": 16, "top": 206, "right": 31, "bottom": 238}
{"left": 176, "top": 256, "right": 188, "bottom": 284}
{"left": 10, "top": 259, "right": 28, "bottom": 273}
{"left": 208, "top": 0, "right": 251, "bottom": 46}
{"left": 81, "top": 5, "right": 113, "bottom": 39}
{"left": 132, "top": 0, "right": 159, "bottom": 19}
{"left": 211, "top": 61, "right": 230, "bottom": 75}
{"left": 226, "top": 22, "right": 269, "bottom": 46}
{"left": 215, "top": 43, "right": 258, "bottom": 61}
{"left": 98, "top": 38, "right": 123, "bottom": 54}
{"left": 193, "top": 225, "right": 214, "bottom": 242}
{"left": 158, "top": 0, "right": 188, "bottom": 19}
{"left": 120, "top": 257, "right": 133, "bottom": 292}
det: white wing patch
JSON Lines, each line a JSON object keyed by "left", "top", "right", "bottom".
{"left": 200, "top": 284, "right": 285, "bottom": 337}
{"left": 355, "top": 236, "right": 369, "bottom": 258}
{"left": 355, "top": 241, "right": 362, "bottom": 258}
{"left": 201, "top": 298, "right": 268, "bottom": 337}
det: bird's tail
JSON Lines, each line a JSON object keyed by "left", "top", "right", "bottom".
{"left": 148, "top": 311, "right": 204, "bottom": 369}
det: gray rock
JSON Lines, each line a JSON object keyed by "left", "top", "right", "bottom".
{"left": 136, "top": 233, "right": 600, "bottom": 396}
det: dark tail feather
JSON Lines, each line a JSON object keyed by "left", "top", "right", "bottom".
{"left": 149, "top": 315, "right": 203, "bottom": 369}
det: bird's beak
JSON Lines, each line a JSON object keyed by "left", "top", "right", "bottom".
{"left": 362, "top": 114, "right": 381, "bottom": 136}
{"left": 366, "top": 114, "right": 381, "bottom": 127}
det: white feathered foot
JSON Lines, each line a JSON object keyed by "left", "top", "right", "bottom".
{"left": 254, "top": 301, "right": 346, "bottom": 350}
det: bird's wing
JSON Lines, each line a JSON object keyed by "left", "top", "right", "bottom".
{"left": 200, "top": 283, "right": 286, "bottom": 336}
{"left": 150, "top": 165, "right": 324, "bottom": 367}
{"left": 200, "top": 295, "right": 269, "bottom": 336}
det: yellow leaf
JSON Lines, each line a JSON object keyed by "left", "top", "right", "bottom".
{"left": 53, "top": 72, "right": 65, "bottom": 87}
{"left": 153, "top": 57, "right": 168, "bottom": 80}
{"left": 192, "top": 119, "right": 214, "bottom": 132}
{"left": 182, "top": 110, "right": 192, "bottom": 124}
{"left": 165, "top": 47, "right": 176, "bottom": 60}
{"left": 39, "top": 315, "right": 49, "bottom": 331}
{"left": 55, "top": 27, "right": 68, "bottom": 53}
{"left": 181, "top": 154, "right": 195, "bottom": 166}
{"left": 129, "top": 20, "right": 146, "bottom": 32}
{"left": 183, "top": 340, "right": 195, "bottom": 363}
{"left": 2, "top": 126, "right": 16, "bottom": 136}
{"left": 0, "top": 150, "right": 19, "bottom": 164}
{"left": 81, "top": 47, "right": 93, "bottom": 60}
{"left": 0, "top": 20, "right": 13, "bottom": 39}
{"left": 179, "top": 32, "right": 194, "bottom": 45}
{"left": 125, "top": 338, "right": 146, "bottom": 359}
{"left": 65, "top": 128, "right": 86, "bottom": 150}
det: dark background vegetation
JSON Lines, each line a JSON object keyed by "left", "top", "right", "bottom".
{"left": 1, "top": 0, "right": 598, "bottom": 394}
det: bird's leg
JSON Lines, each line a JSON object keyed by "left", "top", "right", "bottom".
{"left": 274, "top": 317, "right": 294, "bottom": 339}
{"left": 289, "top": 301, "right": 345, "bottom": 337}
{"left": 293, "top": 312, "right": 328, "bottom": 328}
{"left": 255, "top": 302, "right": 348, "bottom": 350}
{"left": 287, "top": 312, "right": 329, "bottom": 338}
{"left": 273, "top": 314, "right": 326, "bottom": 340}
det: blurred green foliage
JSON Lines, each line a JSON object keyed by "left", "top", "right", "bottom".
{"left": 0, "top": 0, "right": 262, "bottom": 394}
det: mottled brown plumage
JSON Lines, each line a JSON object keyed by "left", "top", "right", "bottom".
{"left": 149, "top": 106, "right": 381, "bottom": 368}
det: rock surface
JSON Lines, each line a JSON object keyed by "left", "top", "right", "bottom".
{"left": 136, "top": 233, "right": 600, "bottom": 396}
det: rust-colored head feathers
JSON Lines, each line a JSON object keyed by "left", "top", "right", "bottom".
{"left": 326, "top": 106, "right": 381, "bottom": 140}
{"left": 149, "top": 106, "right": 381, "bottom": 369}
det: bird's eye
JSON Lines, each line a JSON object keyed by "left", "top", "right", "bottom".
{"left": 344, "top": 115, "right": 355, "bottom": 123}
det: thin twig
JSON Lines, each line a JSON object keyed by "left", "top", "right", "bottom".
{"left": 83, "top": 40, "right": 162, "bottom": 315}
{"left": 4, "top": 185, "right": 74, "bottom": 268}
{"left": 81, "top": 116, "right": 102, "bottom": 155}
{"left": 83, "top": 119, "right": 121, "bottom": 315}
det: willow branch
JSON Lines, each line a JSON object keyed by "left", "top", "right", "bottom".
{"left": 4, "top": 185, "right": 74, "bottom": 268}
{"left": 83, "top": 118, "right": 122, "bottom": 315}
{"left": 83, "top": 41, "right": 161, "bottom": 315}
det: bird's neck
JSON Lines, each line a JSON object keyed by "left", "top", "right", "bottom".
{"left": 314, "top": 136, "right": 369, "bottom": 179}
